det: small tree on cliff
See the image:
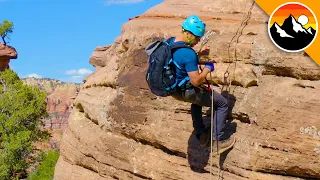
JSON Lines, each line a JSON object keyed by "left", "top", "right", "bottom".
{"left": 0, "top": 20, "right": 14, "bottom": 45}
{"left": 0, "top": 69, "right": 49, "bottom": 179}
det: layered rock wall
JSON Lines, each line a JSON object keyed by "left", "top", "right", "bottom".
{"left": 55, "top": 0, "right": 320, "bottom": 179}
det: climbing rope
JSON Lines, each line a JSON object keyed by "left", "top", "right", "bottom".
{"left": 210, "top": 82, "right": 215, "bottom": 180}
{"left": 224, "top": 1, "right": 255, "bottom": 93}
{"left": 199, "top": 29, "right": 215, "bottom": 52}
{"left": 203, "top": 1, "right": 256, "bottom": 180}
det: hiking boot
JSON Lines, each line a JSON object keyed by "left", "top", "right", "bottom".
{"left": 212, "top": 136, "right": 236, "bottom": 155}
{"left": 196, "top": 129, "right": 210, "bottom": 148}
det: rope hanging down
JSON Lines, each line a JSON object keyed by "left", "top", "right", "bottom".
{"left": 198, "top": 1, "right": 256, "bottom": 180}
{"left": 224, "top": 1, "right": 255, "bottom": 93}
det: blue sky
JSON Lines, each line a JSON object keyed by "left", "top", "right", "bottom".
{"left": 0, "top": 0, "right": 163, "bottom": 83}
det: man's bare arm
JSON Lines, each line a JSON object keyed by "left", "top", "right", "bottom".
{"left": 187, "top": 68, "right": 210, "bottom": 87}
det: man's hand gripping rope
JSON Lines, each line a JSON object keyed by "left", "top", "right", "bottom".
{"left": 197, "top": 29, "right": 217, "bottom": 92}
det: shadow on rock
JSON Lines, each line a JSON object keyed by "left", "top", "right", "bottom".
{"left": 187, "top": 90, "right": 237, "bottom": 173}
{"left": 187, "top": 131, "right": 210, "bottom": 173}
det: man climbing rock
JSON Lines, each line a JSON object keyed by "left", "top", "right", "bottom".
{"left": 169, "top": 15, "right": 235, "bottom": 154}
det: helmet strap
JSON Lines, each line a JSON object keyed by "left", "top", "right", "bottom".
{"left": 183, "top": 30, "right": 194, "bottom": 45}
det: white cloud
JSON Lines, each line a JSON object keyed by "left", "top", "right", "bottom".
{"left": 104, "top": 0, "right": 144, "bottom": 6}
{"left": 26, "top": 73, "right": 42, "bottom": 79}
{"left": 69, "top": 76, "right": 83, "bottom": 83}
{"left": 63, "top": 68, "right": 93, "bottom": 83}
{"left": 65, "top": 68, "right": 93, "bottom": 76}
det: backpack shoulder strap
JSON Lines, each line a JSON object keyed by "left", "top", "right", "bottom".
{"left": 168, "top": 38, "right": 194, "bottom": 52}
{"left": 171, "top": 43, "right": 190, "bottom": 50}
{"left": 171, "top": 42, "right": 196, "bottom": 56}
{"left": 164, "top": 37, "right": 190, "bottom": 50}
{"left": 169, "top": 39, "right": 199, "bottom": 68}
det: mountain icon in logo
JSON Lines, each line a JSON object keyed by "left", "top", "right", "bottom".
{"left": 270, "top": 14, "right": 316, "bottom": 51}
{"left": 268, "top": 2, "right": 318, "bottom": 53}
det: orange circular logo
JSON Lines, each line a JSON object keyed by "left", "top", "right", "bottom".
{"left": 268, "top": 2, "right": 318, "bottom": 52}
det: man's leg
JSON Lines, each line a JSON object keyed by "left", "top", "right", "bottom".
{"left": 191, "top": 104, "right": 205, "bottom": 135}
{"left": 211, "top": 91, "right": 235, "bottom": 154}
{"left": 191, "top": 104, "right": 209, "bottom": 147}
{"left": 173, "top": 87, "right": 234, "bottom": 149}
{"left": 175, "top": 88, "right": 210, "bottom": 147}
{"left": 212, "top": 90, "right": 228, "bottom": 141}
{"left": 189, "top": 88, "right": 235, "bottom": 152}
{"left": 171, "top": 89, "right": 206, "bottom": 134}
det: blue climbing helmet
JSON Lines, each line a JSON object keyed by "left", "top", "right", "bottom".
{"left": 182, "top": 15, "right": 206, "bottom": 37}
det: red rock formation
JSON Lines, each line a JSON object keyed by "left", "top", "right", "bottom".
{"left": 0, "top": 43, "right": 17, "bottom": 71}
{"left": 46, "top": 83, "right": 79, "bottom": 129}
{"left": 22, "top": 78, "right": 80, "bottom": 130}
{"left": 23, "top": 78, "right": 80, "bottom": 150}
{"left": 55, "top": 0, "right": 320, "bottom": 179}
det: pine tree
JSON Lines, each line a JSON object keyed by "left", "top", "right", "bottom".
{"left": 0, "top": 69, "right": 48, "bottom": 179}
{"left": 0, "top": 20, "right": 14, "bottom": 45}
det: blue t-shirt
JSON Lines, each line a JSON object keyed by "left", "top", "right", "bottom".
{"left": 169, "top": 37, "right": 199, "bottom": 84}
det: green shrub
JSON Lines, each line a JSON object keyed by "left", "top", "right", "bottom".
{"left": 28, "top": 150, "right": 60, "bottom": 180}
{"left": 0, "top": 69, "right": 49, "bottom": 179}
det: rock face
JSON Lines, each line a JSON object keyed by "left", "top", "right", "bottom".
{"left": 0, "top": 43, "right": 17, "bottom": 71}
{"left": 23, "top": 78, "right": 80, "bottom": 149}
{"left": 55, "top": 0, "right": 320, "bottom": 179}
{"left": 22, "top": 78, "right": 80, "bottom": 130}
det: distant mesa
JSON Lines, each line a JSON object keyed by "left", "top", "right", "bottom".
{"left": 270, "top": 14, "right": 316, "bottom": 51}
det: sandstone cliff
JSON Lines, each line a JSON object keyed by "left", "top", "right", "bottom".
{"left": 55, "top": 0, "right": 320, "bottom": 179}
{"left": 22, "top": 77, "right": 80, "bottom": 130}
{"left": 23, "top": 78, "right": 80, "bottom": 150}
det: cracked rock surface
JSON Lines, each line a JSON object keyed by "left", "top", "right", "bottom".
{"left": 54, "top": 0, "right": 320, "bottom": 179}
